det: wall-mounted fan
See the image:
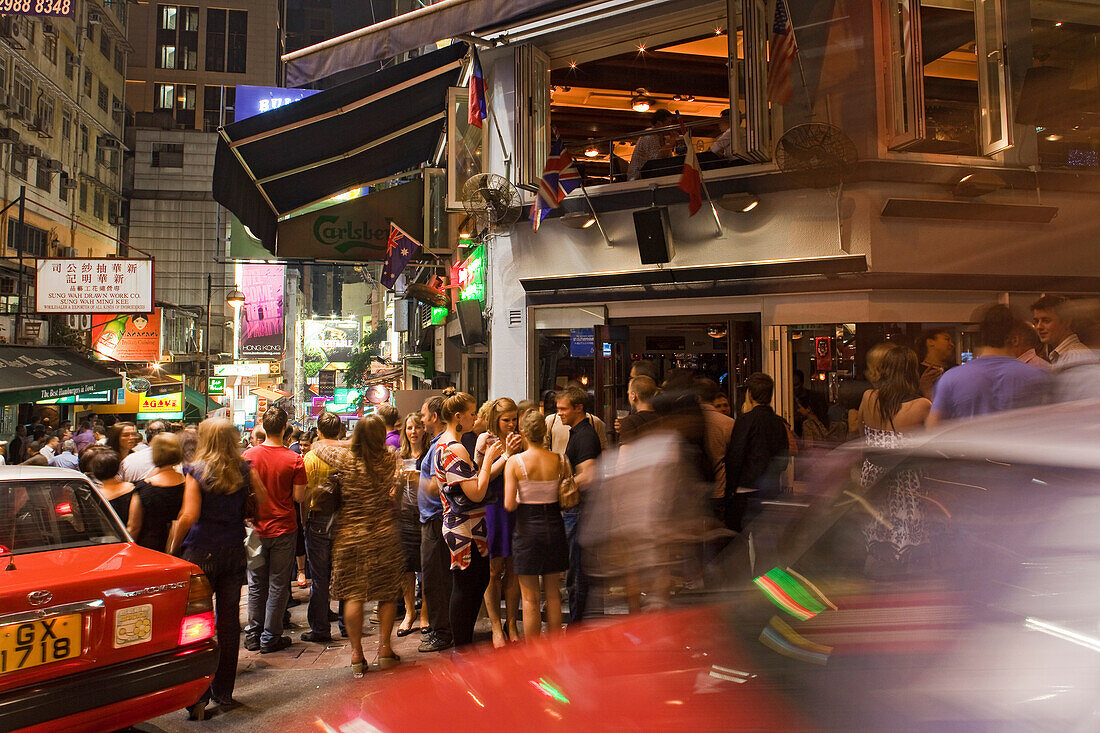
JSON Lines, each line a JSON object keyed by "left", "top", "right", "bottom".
{"left": 461, "top": 173, "right": 522, "bottom": 235}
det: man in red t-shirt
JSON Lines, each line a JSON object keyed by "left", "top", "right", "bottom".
{"left": 243, "top": 407, "right": 307, "bottom": 653}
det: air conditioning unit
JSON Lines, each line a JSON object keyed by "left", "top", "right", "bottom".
{"left": 87, "top": 11, "right": 103, "bottom": 26}
{"left": 62, "top": 246, "right": 78, "bottom": 257}
{"left": 112, "top": 100, "right": 125, "bottom": 113}
{"left": 26, "top": 145, "right": 43, "bottom": 158}
{"left": 108, "top": 214, "right": 124, "bottom": 226}
{"left": 98, "top": 136, "right": 121, "bottom": 149}
{"left": 0, "top": 127, "right": 17, "bottom": 142}
{"left": 0, "top": 95, "right": 11, "bottom": 112}
{"left": 33, "top": 115, "right": 51, "bottom": 137}
{"left": 60, "top": 178, "right": 77, "bottom": 191}
{"left": 42, "top": 22, "right": 58, "bottom": 38}
{"left": 0, "top": 17, "right": 26, "bottom": 50}
{"left": 44, "top": 159, "right": 63, "bottom": 173}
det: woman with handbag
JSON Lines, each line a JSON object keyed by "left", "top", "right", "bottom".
{"left": 495, "top": 409, "right": 572, "bottom": 640}
{"left": 169, "top": 418, "right": 267, "bottom": 720}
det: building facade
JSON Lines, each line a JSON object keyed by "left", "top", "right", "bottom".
{"left": 0, "top": 3, "right": 129, "bottom": 337}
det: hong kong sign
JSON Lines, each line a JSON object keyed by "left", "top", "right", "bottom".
{"left": 277, "top": 179, "right": 423, "bottom": 261}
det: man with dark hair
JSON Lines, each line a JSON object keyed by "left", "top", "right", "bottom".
{"left": 1008, "top": 320, "right": 1049, "bottom": 370}
{"left": 546, "top": 385, "right": 608, "bottom": 454}
{"left": 243, "top": 407, "right": 308, "bottom": 653}
{"left": 618, "top": 376, "right": 659, "bottom": 444}
{"left": 695, "top": 378, "right": 736, "bottom": 517}
{"left": 121, "top": 419, "right": 168, "bottom": 481}
{"left": 377, "top": 403, "right": 401, "bottom": 450}
{"left": 417, "top": 395, "right": 453, "bottom": 652}
{"left": 628, "top": 108, "right": 676, "bottom": 180}
{"left": 557, "top": 385, "right": 604, "bottom": 624}
{"left": 629, "top": 359, "right": 659, "bottom": 382}
{"left": 918, "top": 328, "right": 954, "bottom": 399}
{"left": 301, "top": 411, "right": 344, "bottom": 643}
{"left": 927, "top": 305, "right": 1051, "bottom": 426}
{"left": 725, "top": 373, "right": 790, "bottom": 532}
{"left": 1031, "top": 294, "right": 1093, "bottom": 370}
{"left": 287, "top": 426, "right": 303, "bottom": 454}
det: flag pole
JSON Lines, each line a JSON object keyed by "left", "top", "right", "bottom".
{"left": 556, "top": 136, "right": 611, "bottom": 247}
{"left": 700, "top": 171, "right": 723, "bottom": 237}
{"left": 468, "top": 46, "right": 513, "bottom": 182}
{"left": 782, "top": 0, "right": 814, "bottom": 112}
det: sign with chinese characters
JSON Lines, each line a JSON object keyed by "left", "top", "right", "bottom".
{"left": 36, "top": 259, "right": 154, "bottom": 314}
{"left": 453, "top": 245, "right": 485, "bottom": 303}
{"left": 234, "top": 86, "right": 321, "bottom": 121}
{"left": 0, "top": 0, "right": 76, "bottom": 18}
{"left": 90, "top": 310, "right": 162, "bottom": 362}
{"left": 239, "top": 264, "right": 285, "bottom": 358}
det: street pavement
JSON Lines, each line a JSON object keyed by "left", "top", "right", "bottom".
{"left": 133, "top": 582, "right": 497, "bottom": 732}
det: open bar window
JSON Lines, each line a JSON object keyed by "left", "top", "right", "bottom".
{"left": 510, "top": 0, "right": 774, "bottom": 190}
{"left": 878, "top": 0, "right": 1011, "bottom": 156}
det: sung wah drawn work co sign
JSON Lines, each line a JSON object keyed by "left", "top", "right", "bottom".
{"left": 36, "top": 259, "right": 154, "bottom": 314}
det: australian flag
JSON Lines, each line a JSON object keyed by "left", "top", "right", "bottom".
{"left": 468, "top": 48, "right": 487, "bottom": 129}
{"left": 380, "top": 223, "right": 421, "bottom": 289}
{"left": 530, "top": 137, "right": 581, "bottom": 231}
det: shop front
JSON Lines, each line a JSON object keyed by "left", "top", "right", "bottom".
{"left": 0, "top": 346, "right": 124, "bottom": 431}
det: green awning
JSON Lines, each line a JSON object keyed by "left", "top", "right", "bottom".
{"left": 405, "top": 352, "right": 433, "bottom": 380}
{"left": 0, "top": 346, "right": 123, "bottom": 406}
{"left": 184, "top": 386, "right": 222, "bottom": 417}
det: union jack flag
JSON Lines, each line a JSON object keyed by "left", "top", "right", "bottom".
{"left": 530, "top": 137, "right": 581, "bottom": 231}
{"left": 767, "top": 0, "right": 798, "bottom": 106}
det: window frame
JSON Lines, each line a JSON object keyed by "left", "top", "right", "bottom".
{"left": 446, "top": 85, "right": 486, "bottom": 211}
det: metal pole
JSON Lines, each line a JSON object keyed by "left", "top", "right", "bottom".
{"left": 204, "top": 273, "right": 211, "bottom": 417}
{"left": 15, "top": 186, "right": 25, "bottom": 340}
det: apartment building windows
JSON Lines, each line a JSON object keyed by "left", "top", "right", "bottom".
{"left": 83, "top": 68, "right": 92, "bottom": 97}
{"left": 34, "top": 95, "right": 53, "bottom": 134}
{"left": 59, "top": 172, "right": 71, "bottom": 202}
{"left": 206, "top": 9, "right": 247, "bottom": 73}
{"left": 157, "top": 4, "right": 199, "bottom": 70}
{"left": 93, "top": 191, "right": 105, "bottom": 220}
{"left": 100, "top": 28, "right": 111, "bottom": 59}
{"left": 80, "top": 124, "right": 88, "bottom": 155}
{"left": 154, "top": 82, "right": 197, "bottom": 127}
{"left": 9, "top": 146, "right": 27, "bottom": 180}
{"left": 152, "top": 142, "right": 184, "bottom": 167}
{"left": 202, "top": 84, "right": 235, "bottom": 131}
{"left": 35, "top": 159, "right": 52, "bottom": 191}
{"left": 79, "top": 182, "right": 88, "bottom": 211}
{"left": 12, "top": 68, "right": 31, "bottom": 121}
{"left": 98, "top": 81, "right": 109, "bottom": 112}
{"left": 114, "top": 47, "right": 125, "bottom": 75}
{"left": 44, "top": 33, "right": 57, "bottom": 65}
{"left": 61, "top": 110, "right": 71, "bottom": 140}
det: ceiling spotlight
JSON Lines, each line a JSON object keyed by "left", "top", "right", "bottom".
{"left": 1045, "top": 133, "right": 1062, "bottom": 141}
{"left": 715, "top": 27, "right": 725, "bottom": 35}
{"left": 636, "top": 43, "right": 646, "bottom": 53}
{"left": 717, "top": 192, "right": 759, "bottom": 213}
{"left": 631, "top": 88, "right": 654, "bottom": 113}
{"left": 569, "top": 60, "right": 577, "bottom": 69}
{"left": 584, "top": 144, "right": 599, "bottom": 158}
{"left": 1054, "top": 21, "right": 1063, "bottom": 27}
{"left": 561, "top": 212, "right": 596, "bottom": 229}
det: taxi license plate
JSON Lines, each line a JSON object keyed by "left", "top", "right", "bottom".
{"left": 0, "top": 614, "right": 81, "bottom": 674}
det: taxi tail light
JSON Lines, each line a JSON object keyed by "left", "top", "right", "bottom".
{"left": 179, "top": 573, "right": 215, "bottom": 645}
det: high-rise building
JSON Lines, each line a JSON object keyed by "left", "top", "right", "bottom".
{"left": 0, "top": 5, "right": 129, "bottom": 332}
{"left": 124, "top": 1, "right": 282, "bottom": 362}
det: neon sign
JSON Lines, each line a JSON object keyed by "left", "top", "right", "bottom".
{"left": 454, "top": 245, "right": 485, "bottom": 303}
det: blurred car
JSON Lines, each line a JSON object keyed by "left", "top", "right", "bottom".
{"left": 303, "top": 400, "right": 1100, "bottom": 732}
{"left": 0, "top": 467, "right": 218, "bottom": 732}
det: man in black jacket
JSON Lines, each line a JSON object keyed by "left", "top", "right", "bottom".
{"left": 725, "top": 373, "right": 790, "bottom": 531}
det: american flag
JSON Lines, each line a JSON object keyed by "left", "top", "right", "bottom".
{"left": 766, "top": 0, "right": 798, "bottom": 106}
{"left": 530, "top": 137, "right": 581, "bottom": 231}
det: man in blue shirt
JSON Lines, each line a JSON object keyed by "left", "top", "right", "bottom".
{"left": 48, "top": 439, "right": 79, "bottom": 470}
{"left": 928, "top": 305, "right": 1051, "bottom": 426}
{"left": 417, "top": 395, "right": 452, "bottom": 652}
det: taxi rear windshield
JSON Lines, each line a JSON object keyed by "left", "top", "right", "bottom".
{"left": 0, "top": 480, "right": 126, "bottom": 556}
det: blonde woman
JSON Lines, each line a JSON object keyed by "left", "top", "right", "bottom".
{"left": 474, "top": 397, "right": 523, "bottom": 646}
{"left": 495, "top": 409, "right": 569, "bottom": 640}
{"left": 170, "top": 419, "right": 267, "bottom": 719}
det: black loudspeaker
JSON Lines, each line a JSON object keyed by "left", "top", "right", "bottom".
{"left": 633, "top": 206, "right": 674, "bottom": 264}
{"left": 455, "top": 300, "right": 486, "bottom": 346}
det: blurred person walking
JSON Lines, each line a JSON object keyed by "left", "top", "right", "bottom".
{"left": 696, "top": 378, "right": 736, "bottom": 522}
{"left": 918, "top": 328, "right": 954, "bottom": 399}
{"left": 300, "top": 412, "right": 345, "bottom": 643}
{"left": 396, "top": 413, "right": 429, "bottom": 637}
{"left": 417, "top": 395, "right": 453, "bottom": 652}
{"left": 107, "top": 422, "right": 139, "bottom": 463}
{"left": 1008, "top": 320, "right": 1050, "bottom": 370}
{"left": 378, "top": 404, "right": 402, "bottom": 451}
{"left": 499, "top": 409, "right": 570, "bottom": 638}
{"left": 129, "top": 434, "right": 186, "bottom": 553}
{"left": 724, "top": 374, "right": 790, "bottom": 532}
{"left": 83, "top": 446, "right": 138, "bottom": 536}
{"left": 927, "top": 305, "right": 1051, "bottom": 426}
{"left": 556, "top": 386, "right": 603, "bottom": 624}
{"left": 474, "top": 397, "right": 523, "bottom": 647}
{"left": 169, "top": 418, "right": 267, "bottom": 718}
{"left": 242, "top": 407, "right": 307, "bottom": 654}
{"left": 435, "top": 390, "right": 492, "bottom": 647}
{"left": 121, "top": 420, "right": 169, "bottom": 482}
{"left": 328, "top": 415, "right": 404, "bottom": 676}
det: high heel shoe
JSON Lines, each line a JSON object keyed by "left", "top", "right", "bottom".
{"left": 351, "top": 659, "right": 367, "bottom": 679}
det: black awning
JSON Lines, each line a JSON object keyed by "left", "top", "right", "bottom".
{"left": 213, "top": 43, "right": 466, "bottom": 253}
{"left": 0, "top": 346, "right": 123, "bottom": 406}
{"left": 283, "top": 0, "right": 579, "bottom": 86}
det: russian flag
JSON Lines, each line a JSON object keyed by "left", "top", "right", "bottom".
{"left": 468, "top": 48, "right": 487, "bottom": 129}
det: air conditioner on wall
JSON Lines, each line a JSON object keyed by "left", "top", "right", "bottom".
{"left": 42, "top": 22, "right": 57, "bottom": 38}
{"left": 0, "top": 127, "right": 17, "bottom": 142}
{"left": 98, "top": 136, "right": 121, "bottom": 149}
{"left": 44, "top": 159, "right": 63, "bottom": 172}
{"left": 108, "top": 214, "right": 124, "bottom": 226}
{"left": 60, "top": 178, "right": 77, "bottom": 191}
{"left": 0, "top": 17, "right": 25, "bottom": 49}
{"left": 87, "top": 11, "right": 102, "bottom": 26}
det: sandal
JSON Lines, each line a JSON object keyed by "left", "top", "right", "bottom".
{"left": 375, "top": 651, "right": 401, "bottom": 670}
{"left": 297, "top": 571, "right": 309, "bottom": 588}
{"left": 351, "top": 659, "right": 367, "bottom": 679}
{"left": 396, "top": 622, "right": 417, "bottom": 637}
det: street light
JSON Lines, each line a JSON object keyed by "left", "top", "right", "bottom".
{"left": 204, "top": 274, "right": 246, "bottom": 416}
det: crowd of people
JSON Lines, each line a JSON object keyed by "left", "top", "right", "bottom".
{"left": 4, "top": 294, "right": 1095, "bottom": 719}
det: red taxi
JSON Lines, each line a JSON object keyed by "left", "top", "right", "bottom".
{"left": 0, "top": 467, "right": 218, "bottom": 732}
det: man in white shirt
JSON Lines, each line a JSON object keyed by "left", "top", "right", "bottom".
{"left": 709, "top": 108, "right": 733, "bottom": 158}
{"left": 1031, "top": 295, "right": 1097, "bottom": 371}
{"left": 627, "top": 109, "right": 675, "bottom": 180}
{"left": 120, "top": 420, "right": 168, "bottom": 482}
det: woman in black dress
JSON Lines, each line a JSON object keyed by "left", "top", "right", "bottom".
{"left": 129, "top": 434, "right": 186, "bottom": 553}
{"left": 82, "top": 446, "right": 138, "bottom": 537}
